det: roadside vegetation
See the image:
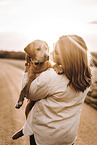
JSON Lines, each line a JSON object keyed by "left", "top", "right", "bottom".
{"left": 0, "top": 50, "right": 25, "bottom": 60}
{"left": 0, "top": 50, "right": 97, "bottom": 66}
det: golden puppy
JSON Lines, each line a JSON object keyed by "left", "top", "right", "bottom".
{"left": 15, "top": 40, "right": 63, "bottom": 111}
{"left": 15, "top": 40, "right": 51, "bottom": 109}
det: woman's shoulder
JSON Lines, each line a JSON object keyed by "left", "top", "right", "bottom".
{"left": 39, "top": 68, "right": 69, "bottom": 84}
{"left": 39, "top": 68, "right": 56, "bottom": 78}
{"left": 41, "top": 68, "right": 63, "bottom": 77}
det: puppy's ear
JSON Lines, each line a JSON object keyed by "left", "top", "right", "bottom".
{"left": 24, "top": 44, "right": 30, "bottom": 54}
{"left": 25, "top": 54, "right": 30, "bottom": 63}
{"left": 24, "top": 44, "right": 34, "bottom": 58}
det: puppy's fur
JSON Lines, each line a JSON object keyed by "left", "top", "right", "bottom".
{"left": 15, "top": 40, "right": 63, "bottom": 114}
{"left": 15, "top": 40, "right": 52, "bottom": 109}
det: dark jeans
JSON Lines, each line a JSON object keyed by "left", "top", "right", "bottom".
{"left": 30, "top": 135, "right": 36, "bottom": 145}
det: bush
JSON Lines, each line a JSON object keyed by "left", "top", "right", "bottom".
{"left": 0, "top": 50, "right": 25, "bottom": 60}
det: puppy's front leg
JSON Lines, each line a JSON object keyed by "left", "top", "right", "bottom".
{"left": 15, "top": 84, "right": 28, "bottom": 109}
{"left": 15, "top": 73, "right": 36, "bottom": 109}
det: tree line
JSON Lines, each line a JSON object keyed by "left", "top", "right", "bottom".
{"left": 0, "top": 50, "right": 25, "bottom": 60}
{"left": 0, "top": 50, "right": 97, "bottom": 66}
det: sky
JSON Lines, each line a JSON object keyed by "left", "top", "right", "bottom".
{"left": 0, "top": 0, "right": 97, "bottom": 52}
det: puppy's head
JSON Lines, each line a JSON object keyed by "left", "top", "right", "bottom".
{"left": 24, "top": 40, "right": 49, "bottom": 63}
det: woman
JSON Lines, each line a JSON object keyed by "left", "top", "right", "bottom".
{"left": 12, "top": 35, "right": 91, "bottom": 145}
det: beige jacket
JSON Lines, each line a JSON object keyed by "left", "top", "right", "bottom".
{"left": 22, "top": 68, "right": 89, "bottom": 145}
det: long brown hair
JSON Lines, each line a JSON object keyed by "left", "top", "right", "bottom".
{"left": 56, "top": 35, "right": 91, "bottom": 92}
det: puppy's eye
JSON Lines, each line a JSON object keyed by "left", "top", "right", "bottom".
{"left": 29, "top": 57, "right": 32, "bottom": 61}
{"left": 45, "top": 47, "right": 48, "bottom": 50}
{"left": 37, "top": 48, "right": 41, "bottom": 51}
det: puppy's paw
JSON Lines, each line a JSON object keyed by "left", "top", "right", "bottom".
{"left": 53, "top": 64, "right": 64, "bottom": 74}
{"left": 15, "top": 101, "right": 23, "bottom": 109}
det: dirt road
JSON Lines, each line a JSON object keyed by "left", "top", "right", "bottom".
{"left": 0, "top": 61, "right": 29, "bottom": 145}
{"left": 0, "top": 60, "right": 97, "bottom": 145}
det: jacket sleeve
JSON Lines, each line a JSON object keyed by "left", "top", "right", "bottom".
{"left": 22, "top": 71, "right": 49, "bottom": 101}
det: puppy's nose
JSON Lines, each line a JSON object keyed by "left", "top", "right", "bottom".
{"left": 44, "top": 55, "right": 49, "bottom": 60}
{"left": 47, "top": 55, "right": 49, "bottom": 60}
